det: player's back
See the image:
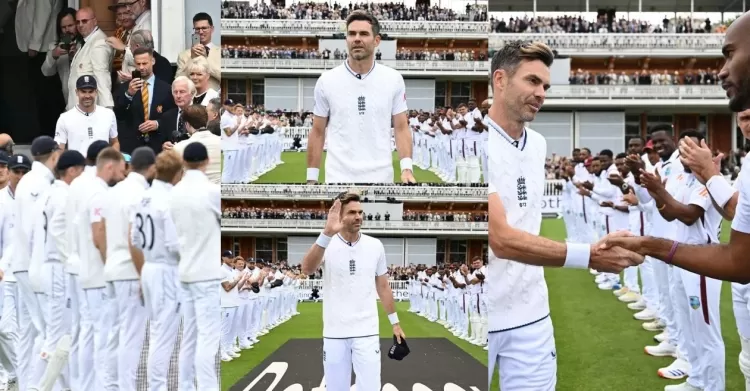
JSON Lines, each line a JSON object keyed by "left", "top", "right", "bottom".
{"left": 66, "top": 166, "right": 95, "bottom": 275}
{"left": 486, "top": 122, "right": 550, "bottom": 332}
{"left": 321, "top": 233, "right": 385, "bottom": 339}
{"left": 104, "top": 173, "right": 150, "bottom": 281}
{"left": 132, "top": 180, "right": 179, "bottom": 266}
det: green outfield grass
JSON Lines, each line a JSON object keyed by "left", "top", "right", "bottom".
{"left": 245, "top": 151, "right": 443, "bottom": 184}
{"left": 222, "top": 219, "right": 743, "bottom": 390}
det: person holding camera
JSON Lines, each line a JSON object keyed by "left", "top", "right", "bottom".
{"left": 42, "top": 8, "right": 78, "bottom": 108}
{"left": 163, "top": 105, "right": 220, "bottom": 184}
{"left": 114, "top": 46, "right": 175, "bottom": 154}
{"left": 175, "top": 13, "right": 220, "bottom": 91}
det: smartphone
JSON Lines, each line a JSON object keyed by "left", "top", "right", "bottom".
{"left": 132, "top": 70, "right": 141, "bottom": 80}
{"left": 191, "top": 33, "right": 200, "bottom": 46}
{"left": 60, "top": 35, "right": 72, "bottom": 51}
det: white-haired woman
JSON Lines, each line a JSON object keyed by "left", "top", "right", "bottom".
{"left": 188, "top": 57, "right": 219, "bottom": 106}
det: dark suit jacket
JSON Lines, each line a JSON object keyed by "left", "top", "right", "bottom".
{"left": 153, "top": 51, "right": 174, "bottom": 85}
{"left": 156, "top": 107, "right": 187, "bottom": 145}
{"left": 114, "top": 76, "right": 176, "bottom": 154}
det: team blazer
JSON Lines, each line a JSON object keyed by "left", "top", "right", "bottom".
{"left": 15, "top": 0, "right": 60, "bottom": 53}
{"left": 68, "top": 28, "right": 115, "bottom": 109}
{"left": 175, "top": 44, "right": 221, "bottom": 91}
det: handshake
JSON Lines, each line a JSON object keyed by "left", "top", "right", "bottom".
{"left": 588, "top": 230, "right": 646, "bottom": 273}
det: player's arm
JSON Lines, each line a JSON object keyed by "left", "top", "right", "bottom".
{"left": 374, "top": 245, "right": 402, "bottom": 334}
{"left": 54, "top": 116, "right": 67, "bottom": 150}
{"left": 128, "top": 209, "right": 145, "bottom": 275}
{"left": 108, "top": 111, "right": 120, "bottom": 151}
{"left": 648, "top": 184, "right": 702, "bottom": 225}
{"left": 307, "top": 77, "right": 329, "bottom": 183}
{"left": 301, "top": 200, "right": 340, "bottom": 274}
{"left": 49, "top": 194, "right": 69, "bottom": 261}
{"left": 705, "top": 175, "right": 739, "bottom": 220}
{"left": 90, "top": 193, "right": 107, "bottom": 263}
{"left": 221, "top": 274, "right": 239, "bottom": 292}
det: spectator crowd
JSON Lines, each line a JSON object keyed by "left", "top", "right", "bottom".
{"left": 221, "top": 206, "right": 488, "bottom": 222}
{"left": 568, "top": 68, "right": 721, "bottom": 85}
{"left": 222, "top": 46, "right": 487, "bottom": 62}
{"left": 490, "top": 14, "right": 724, "bottom": 34}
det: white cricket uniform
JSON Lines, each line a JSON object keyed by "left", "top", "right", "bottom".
{"left": 313, "top": 61, "right": 408, "bottom": 183}
{"left": 65, "top": 165, "right": 96, "bottom": 390}
{"left": 53, "top": 105, "right": 118, "bottom": 154}
{"left": 0, "top": 186, "right": 18, "bottom": 381}
{"left": 12, "top": 161, "right": 55, "bottom": 391}
{"left": 103, "top": 172, "right": 150, "bottom": 390}
{"left": 672, "top": 173, "right": 724, "bottom": 390}
{"left": 220, "top": 264, "right": 239, "bottom": 356}
{"left": 321, "top": 233, "right": 388, "bottom": 391}
{"left": 169, "top": 170, "right": 221, "bottom": 391}
{"left": 220, "top": 111, "right": 240, "bottom": 184}
{"left": 130, "top": 179, "right": 181, "bottom": 390}
{"left": 729, "top": 172, "right": 750, "bottom": 387}
{"left": 78, "top": 175, "right": 112, "bottom": 391}
{"left": 486, "top": 117, "right": 557, "bottom": 391}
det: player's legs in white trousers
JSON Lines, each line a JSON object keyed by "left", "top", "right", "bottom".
{"left": 655, "top": 267, "right": 690, "bottom": 378}
{"left": 39, "top": 262, "right": 70, "bottom": 390}
{"left": 458, "top": 295, "right": 468, "bottom": 338}
{"left": 640, "top": 257, "right": 659, "bottom": 314}
{"left": 221, "top": 150, "right": 237, "bottom": 184}
{"left": 488, "top": 316, "right": 556, "bottom": 391}
{"left": 241, "top": 300, "right": 255, "bottom": 346}
{"left": 221, "top": 307, "right": 237, "bottom": 356}
{"left": 79, "top": 287, "right": 111, "bottom": 391}
{"left": 480, "top": 294, "right": 489, "bottom": 345}
{"left": 178, "top": 280, "right": 221, "bottom": 391}
{"left": 65, "top": 273, "right": 83, "bottom": 391}
{"left": 679, "top": 270, "right": 724, "bottom": 390}
{"left": 323, "top": 335, "right": 381, "bottom": 391}
{"left": 467, "top": 155, "right": 481, "bottom": 183}
{"left": 110, "top": 279, "right": 147, "bottom": 391}
{"left": 650, "top": 261, "right": 676, "bottom": 345}
{"left": 0, "top": 281, "right": 18, "bottom": 384}
{"left": 732, "top": 283, "right": 750, "bottom": 390}
{"left": 455, "top": 156, "right": 468, "bottom": 184}
{"left": 102, "top": 283, "right": 120, "bottom": 391}
{"left": 249, "top": 299, "right": 262, "bottom": 342}
{"left": 141, "top": 263, "right": 180, "bottom": 391}
{"left": 233, "top": 302, "right": 248, "bottom": 348}
{"left": 13, "top": 271, "right": 43, "bottom": 391}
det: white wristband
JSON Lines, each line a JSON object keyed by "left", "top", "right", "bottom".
{"left": 388, "top": 312, "right": 399, "bottom": 325}
{"left": 564, "top": 242, "right": 591, "bottom": 269}
{"left": 306, "top": 168, "right": 319, "bottom": 182}
{"left": 315, "top": 233, "right": 332, "bottom": 249}
{"left": 706, "top": 175, "right": 735, "bottom": 208}
{"left": 400, "top": 158, "right": 413, "bottom": 172}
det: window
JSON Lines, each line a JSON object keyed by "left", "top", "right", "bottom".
{"left": 226, "top": 79, "right": 247, "bottom": 106}
{"left": 255, "top": 237, "right": 273, "bottom": 262}
{"left": 646, "top": 115, "right": 673, "bottom": 136}
{"left": 481, "top": 240, "right": 488, "bottom": 262}
{"left": 251, "top": 79, "right": 265, "bottom": 106}
{"left": 434, "top": 81, "right": 447, "bottom": 109}
{"left": 277, "top": 238, "right": 288, "bottom": 262}
{"left": 232, "top": 237, "right": 240, "bottom": 258}
{"left": 449, "top": 239, "right": 467, "bottom": 264}
{"left": 436, "top": 239, "right": 446, "bottom": 265}
{"left": 625, "top": 114, "right": 641, "bottom": 150}
{"left": 699, "top": 115, "right": 709, "bottom": 142}
{"left": 451, "top": 81, "right": 472, "bottom": 106}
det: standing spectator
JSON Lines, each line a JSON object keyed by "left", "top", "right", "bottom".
{"left": 41, "top": 7, "right": 77, "bottom": 109}
{"left": 176, "top": 13, "right": 220, "bottom": 91}
{"left": 67, "top": 7, "right": 114, "bottom": 110}
{"left": 187, "top": 57, "right": 219, "bottom": 106}
{"left": 157, "top": 77, "right": 197, "bottom": 148}
{"left": 106, "top": 0, "right": 152, "bottom": 75}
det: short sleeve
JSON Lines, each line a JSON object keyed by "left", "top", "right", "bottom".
{"left": 109, "top": 111, "right": 118, "bottom": 138}
{"left": 733, "top": 179, "right": 750, "bottom": 233}
{"left": 221, "top": 269, "right": 232, "bottom": 284}
{"left": 391, "top": 75, "right": 408, "bottom": 116}
{"left": 375, "top": 243, "right": 387, "bottom": 277}
{"left": 220, "top": 113, "right": 234, "bottom": 130}
{"left": 688, "top": 185, "right": 711, "bottom": 211}
{"left": 54, "top": 116, "right": 67, "bottom": 145}
{"left": 89, "top": 191, "right": 105, "bottom": 223}
{"left": 312, "top": 77, "right": 330, "bottom": 118}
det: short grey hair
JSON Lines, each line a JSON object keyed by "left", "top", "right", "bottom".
{"left": 172, "top": 76, "right": 197, "bottom": 97}
{"left": 490, "top": 40, "right": 554, "bottom": 77}
{"left": 130, "top": 29, "right": 155, "bottom": 50}
{"left": 208, "top": 98, "right": 221, "bottom": 116}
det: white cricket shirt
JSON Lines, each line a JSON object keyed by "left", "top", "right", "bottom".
{"left": 321, "top": 233, "right": 388, "bottom": 339}
{"left": 104, "top": 172, "right": 150, "bottom": 281}
{"left": 130, "top": 180, "right": 179, "bottom": 266}
{"left": 66, "top": 166, "right": 96, "bottom": 275}
{"left": 28, "top": 181, "right": 69, "bottom": 292}
{"left": 313, "top": 61, "right": 408, "bottom": 183}
{"left": 12, "top": 161, "right": 55, "bottom": 273}
{"left": 486, "top": 117, "right": 551, "bottom": 332}
{"left": 0, "top": 187, "right": 17, "bottom": 282}
{"left": 675, "top": 173, "right": 722, "bottom": 245}
{"left": 220, "top": 111, "right": 239, "bottom": 150}
{"left": 54, "top": 105, "right": 117, "bottom": 154}
{"left": 220, "top": 264, "right": 239, "bottom": 308}
{"left": 79, "top": 176, "right": 110, "bottom": 289}
{"left": 169, "top": 170, "right": 222, "bottom": 283}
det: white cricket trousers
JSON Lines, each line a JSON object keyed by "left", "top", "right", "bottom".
{"left": 221, "top": 150, "right": 238, "bottom": 184}
{"left": 731, "top": 283, "right": 750, "bottom": 390}
{"left": 488, "top": 316, "right": 556, "bottom": 391}
{"left": 80, "top": 286, "right": 112, "bottom": 391}
{"left": 221, "top": 307, "right": 237, "bottom": 353}
{"left": 178, "top": 280, "right": 221, "bottom": 391}
{"left": 109, "top": 279, "right": 148, "bottom": 391}
{"left": 38, "top": 261, "right": 70, "bottom": 390}
{"left": 66, "top": 273, "right": 84, "bottom": 391}
{"left": 0, "top": 281, "right": 18, "bottom": 380}
{"left": 141, "top": 263, "right": 180, "bottom": 391}
{"left": 13, "top": 271, "right": 43, "bottom": 391}
{"left": 323, "top": 335, "right": 381, "bottom": 391}
{"left": 678, "top": 270, "right": 724, "bottom": 391}
{"left": 652, "top": 262, "right": 677, "bottom": 346}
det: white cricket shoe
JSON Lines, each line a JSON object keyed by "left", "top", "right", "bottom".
{"left": 590, "top": 268, "right": 599, "bottom": 275}
{"left": 628, "top": 299, "right": 647, "bottom": 311}
{"left": 658, "top": 358, "right": 691, "bottom": 379}
{"left": 595, "top": 274, "right": 609, "bottom": 284}
{"left": 645, "top": 341, "right": 677, "bottom": 357}
{"left": 598, "top": 281, "right": 616, "bottom": 290}
{"left": 613, "top": 287, "right": 629, "bottom": 297}
{"left": 643, "top": 320, "right": 666, "bottom": 331}
{"left": 619, "top": 291, "right": 641, "bottom": 303}
{"left": 634, "top": 308, "right": 658, "bottom": 321}
{"left": 654, "top": 331, "right": 669, "bottom": 343}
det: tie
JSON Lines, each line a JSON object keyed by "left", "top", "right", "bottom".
{"left": 141, "top": 81, "right": 149, "bottom": 120}
{"left": 178, "top": 110, "right": 186, "bottom": 135}
{"left": 512, "top": 140, "right": 519, "bottom": 149}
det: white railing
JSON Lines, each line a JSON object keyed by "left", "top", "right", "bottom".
{"left": 547, "top": 85, "right": 726, "bottom": 100}
{"left": 221, "top": 218, "right": 488, "bottom": 231}
{"left": 222, "top": 58, "right": 488, "bottom": 73}
{"left": 295, "top": 279, "right": 411, "bottom": 300}
{"left": 221, "top": 19, "right": 489, "bottom": 37}
{"left": 490, "top": 33, "right": 724, "bottom": 55}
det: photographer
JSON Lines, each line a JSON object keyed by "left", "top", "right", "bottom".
{"left": 163, "top": 104, "right": 220, "bottom": 183}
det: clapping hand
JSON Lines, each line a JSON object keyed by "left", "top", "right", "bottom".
{"left": 679, "top": 137, "right": 722, "bottom": 184}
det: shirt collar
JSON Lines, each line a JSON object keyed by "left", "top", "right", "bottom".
{"left": 183, "top": 169, "right": 207, "bottom": 181}
{"left": 31, "top": 161, "right": 55, "bottom": 184}
{"left": 93, "top": 175, "right": 109, "bottom": 188}
{"left": 486, "top": 115, "right": 526, "bottom": 150}
{"left": 344, "top": 60, "right": 376, "bottom": 80}
{"left": 145, "top": 74, "right": 155, "bottom": 85}
{"left": 54, "top": 179, "right": 68, "bottom": 188}
{"left": 151, "top": 179, "right": 173, "bottom": 190}
{"left": 84, "top": 27, "right": 100, "bottom": 42}
{"left": 75, "top": 105, "right": 96, "bottom": 116}
{"left": 127, "top": 171, "right": 150, "bottom": 189}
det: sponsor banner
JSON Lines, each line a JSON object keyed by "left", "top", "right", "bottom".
{"left": 541, "top": 194, "right": 562, "bottom": 215}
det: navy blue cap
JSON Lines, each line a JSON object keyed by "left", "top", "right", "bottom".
{"left": 30, "top": 136, "right": 60, "bottom": 156}
{"left": 76, "top": 75, "right": 97, "bottom": 90}
{"left": 183, "top": 142, "right": 208, "bottom": 163}
{"left": 56, "top": 150, "right": 86, "bottom": 171}
{"left": 0, "top": 151, "right": 8, "bottom": 165}
{"left": 8, "top": 154, "right": 31, "bottom": 170}
{"left": 86, "top": 140, "right": 109, "bottom": 162}
{"left": 222, "top": 250, "right": 233, "bottom": 258}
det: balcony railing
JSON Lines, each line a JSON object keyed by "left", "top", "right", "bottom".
{"left": 490, "top": 33, "right": 724, "bottom": 56}
{"left": 221, "top": 19, "right": 489, "bottom": 37}
{"left": 221, "top": 218, "right": 488, "bottom": 231}
{"left": 222, "top": 58, "right": 488, "bottom": 73}
{"left": 546, "top": 85, "right": 726, "bottom": 100}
